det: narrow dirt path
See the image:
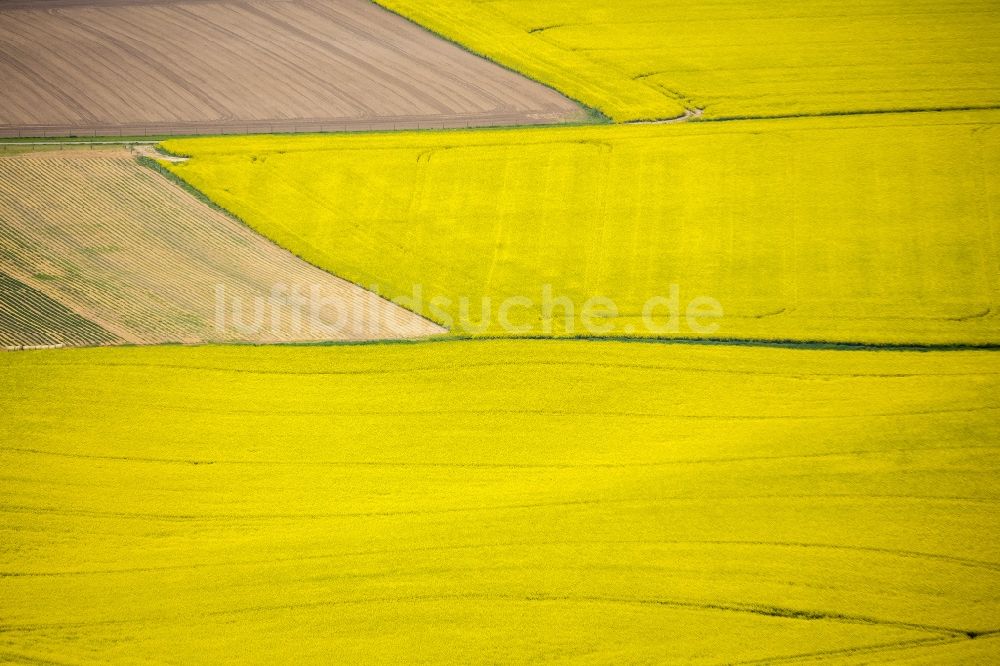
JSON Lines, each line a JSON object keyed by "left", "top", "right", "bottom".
{"left": 131, "top": 144, "right": 188, "bottom": 163}
{"left": 627, "top": 107, "right": 705, "bottom": 125}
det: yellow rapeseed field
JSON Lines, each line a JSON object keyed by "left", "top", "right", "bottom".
{"left": 163, "top": 110, "right": 1000, "bottom": 345}
{"left": 375, "top": 0, "right": 1000, "bottom": 121}
{"left": 5, "top": 1, "right": 998, "bottom": 662}
{"left": 2, "top": 340, "right": 999, "bottom": 662}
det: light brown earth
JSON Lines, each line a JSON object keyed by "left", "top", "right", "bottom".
{"left": 0, "top": 150, "right": 445, "bottom": 345}
{"left": 0, "top": 0, "right": 587, "bottom": 138}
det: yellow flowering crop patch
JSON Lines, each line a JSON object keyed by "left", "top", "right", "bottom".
{"left": 375, "top": 0, "right": 1000, "bottom": 121}
{"left": 2, "top": 340, "right": 999, "bottom": 662}
{"left": 163, "top": 110, "right": 1000, "bottom": 345}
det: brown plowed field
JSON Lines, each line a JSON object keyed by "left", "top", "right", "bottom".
{"left": 0, "top": 0, "right": 586, "bottom": 138}
{"left": 0, "top": 150, "right": 445, "bottom": 345}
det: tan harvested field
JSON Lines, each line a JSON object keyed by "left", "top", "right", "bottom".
{"left": 0, "top": 151, "right": 445, "bottom": 345}
{"left": 0, "top": 0, "right": 586, "bottom": 138}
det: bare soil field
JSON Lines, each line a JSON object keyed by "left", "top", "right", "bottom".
{"left": 0, "top": 150, "right": 445, "bottom": 345}
{"left": 0, "top": 0, "right": 586, "bottom": 138}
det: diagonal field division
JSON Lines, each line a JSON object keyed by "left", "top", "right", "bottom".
{"left": 0, "top": 150, "right": 443, "bottom": 345}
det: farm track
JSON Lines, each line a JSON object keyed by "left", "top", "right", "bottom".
{"left": 627, "top": 103, "right": 1000, "bottom": 126}
{"left": 0, "top": 111, "right": 584, "bottom": 139}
